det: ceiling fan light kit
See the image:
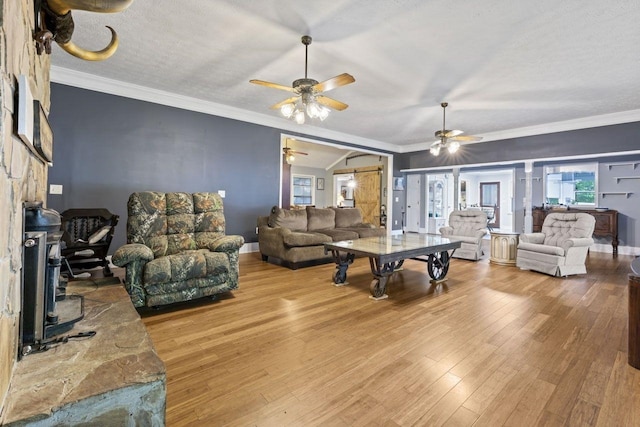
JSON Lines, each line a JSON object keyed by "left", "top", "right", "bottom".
{"left": 250, "top": 35, "right": 355, "bottom": 124}
{"left": 429, "top": 102, "right": 482, "bottom": 156}
{"left": 283, "top": 139, "right": 308, "bottom": 164}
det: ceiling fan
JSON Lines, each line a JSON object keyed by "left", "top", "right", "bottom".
{"left": 250, "top": 35, "right": 355, "bottom": 124}
{"left": 429, "top": 102, "right": 482, "bottom": 156}
{"left": 283, "top": 140, "right": 308, "bottom": 164}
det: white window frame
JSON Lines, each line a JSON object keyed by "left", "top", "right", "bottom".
{"left": 543, "top": 162, "right": 598, "bottom": 207}
{"left": 291, "top": 174, "right": 315, "bottom": 207}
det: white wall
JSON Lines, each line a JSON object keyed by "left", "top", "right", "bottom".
{"left": 460, "top": 169, "right": 514, "bottom": 232}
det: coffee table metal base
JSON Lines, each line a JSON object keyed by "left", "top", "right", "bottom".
{"left": 327, "top": 248, "right": 455, "bottom": 299}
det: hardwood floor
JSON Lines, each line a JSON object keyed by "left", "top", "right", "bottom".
{"left": 133, "top": 250, "right": 640, "bottom": 426}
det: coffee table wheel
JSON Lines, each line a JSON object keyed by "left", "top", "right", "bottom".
{"left": 428, "top": 251, "right": 450, "bottom": 281}
{"left": 334, "top": 270, "right": 347, "bottom": 284}
{"left": 370, "top": 278, "right": 386, "bottom": 298}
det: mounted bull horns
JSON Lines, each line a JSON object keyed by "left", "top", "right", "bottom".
{"left": 36, "top": 0, "right": 134, "bottom": 61}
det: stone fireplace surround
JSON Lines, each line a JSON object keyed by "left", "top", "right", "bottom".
{"left": 2, "top": 281, "right": 166, "bottom": 425}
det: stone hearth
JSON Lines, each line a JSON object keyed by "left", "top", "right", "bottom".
{"left": 1, "top": 281, "right": 165, "bottom": 425}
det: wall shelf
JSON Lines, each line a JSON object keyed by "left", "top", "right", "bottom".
{"left": 608, "top": 162, "right": 639, "bottom": 170}
{"left": 600, "top": 192, "right": 632, "bottom": 198}
{"left": 616, "top": 176, "right": 640, "bottom": 183}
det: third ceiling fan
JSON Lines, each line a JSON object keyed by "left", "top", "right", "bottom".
{"left": 429, "top": 102, "right": 482, "bottom": 156}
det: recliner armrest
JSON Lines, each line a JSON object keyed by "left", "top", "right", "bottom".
{"left": 112, "top": 243, "right": 154, "bottom": 266}
{"left": 519, "top": 232, "right": 545, "bottom": 244}
{"left": 474, "top": 228, "right": 489, "bottom": 239}
{"left": 561, "top": 237, "right": 594, "bottom": 251}
{"left": 258, "top": 225, "right": 293, "bottom": 239}
{"left": 208, "top": 235, "right": 245, "bottom": 252}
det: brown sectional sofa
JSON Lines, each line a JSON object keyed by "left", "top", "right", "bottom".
{"left": 258, "top": 206, "right": 386, "bottom": 269}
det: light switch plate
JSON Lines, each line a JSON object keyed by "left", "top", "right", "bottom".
{"left": 49, "top": 184, "right": 63, "bottom": 194}
{"left": 218, "top": 190, "right": 226, "bottom": 198}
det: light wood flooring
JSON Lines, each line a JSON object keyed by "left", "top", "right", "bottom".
{"left": 129, "top": 250, "right": 640, "bottom": 426}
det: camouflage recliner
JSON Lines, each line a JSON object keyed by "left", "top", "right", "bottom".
{"left": 113, "top": 192, "right": 244, "bottom": 308}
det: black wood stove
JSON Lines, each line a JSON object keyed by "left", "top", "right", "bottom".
{"left": 20, "top": 202, "right": 84, "bottom": 357}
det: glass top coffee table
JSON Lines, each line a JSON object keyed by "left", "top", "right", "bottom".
{"left": 324, "top": 233, "right": 461, "bottom": 299}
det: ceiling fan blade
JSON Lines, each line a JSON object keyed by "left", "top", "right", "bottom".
{"left": 270, "top": 97, "right": 300, "bottom": 110}
{"left": 313, "top": 73, "right": 355, "bottom": 93}
{"left": 451, "top": 135, "right": 483, "bottom": 142}
{"left": 250, "top": 79, "right": 296, "bottom": 92}
{"left": 316, "top": 95, "right": 349, "bottom": 111}
{"left": 435, "top": 129, "right": 463, "bottom": 138}
{"left": 444, "top": 129, "right": 464, "bottom": 138}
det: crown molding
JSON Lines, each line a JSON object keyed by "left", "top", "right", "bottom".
{"left": 398, "top": 109, "right": 640, "bottom": 154}
{"left": 50, "top": 66, "right": 396, "bottom": 153}
{"left": 51, "top": 67, "right": 640, "bottom": 156}
{"left": 401, "top": 149, "right": 640, "bottom": 173}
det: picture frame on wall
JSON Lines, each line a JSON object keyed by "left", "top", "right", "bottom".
{"left": 17, "top": 74, "right": 34, "bottom": 148}
{"left": 316, "top": 178, "right": 325, "bottom": 191}
{"left": 33, "top": 100, "right": 53, "bottom": 165}
{"left": 393, "top": 176, "right": 405, "bottom": 191}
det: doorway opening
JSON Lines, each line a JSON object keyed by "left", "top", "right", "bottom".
{"left": 459, "top": 169, "right": 514, "bottom": 232}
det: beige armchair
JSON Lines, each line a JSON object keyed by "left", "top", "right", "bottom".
{"left": 516, "top": 212, "right": 595, "bottom": 277}
{"left": 439, "top": 210, "right": 488, "bottom": 260}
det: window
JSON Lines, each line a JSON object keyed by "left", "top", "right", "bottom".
{"left": 544, "top": 163, "right": 597, "bottom": 206}
{"left": 291, "top": 175, "right": 314, "bottom": 206}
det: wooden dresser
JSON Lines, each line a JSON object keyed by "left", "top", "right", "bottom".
{"left": 532, "top": 207, "right": 619, "bottom": 257}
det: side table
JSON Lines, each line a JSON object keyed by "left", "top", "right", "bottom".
{"left": 490, "top": 231, "right": 519, "bottom": 266}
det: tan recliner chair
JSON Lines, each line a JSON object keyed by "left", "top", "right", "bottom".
{"left": 439, "top": 210, "right": 488, "bottom": 260}
{"left": 516, "top": 212, "right": 595, "bottom": 277}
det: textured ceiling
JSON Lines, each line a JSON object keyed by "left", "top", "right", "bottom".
{"left": 50, "top": 0, "right": 640, "bottom": 155}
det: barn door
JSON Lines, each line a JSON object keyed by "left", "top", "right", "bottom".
{"left": 354, "top": 170, "right": 381, "bottom": 225}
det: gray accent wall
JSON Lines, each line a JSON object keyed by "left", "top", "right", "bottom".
{"left": 46, "top": 84, "right": 388, "bottom": 251}
{"left": 406, "top": 122, "right": 640, "bottom": 169}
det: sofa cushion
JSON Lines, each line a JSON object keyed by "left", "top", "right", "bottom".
{"left": 283, "top": 231, "right": 332, "bottom": 247}
{"left": 338, "top": 227, "right": 385, "bottom": 238}
{"left": 315, "top": 229, "right": 359, "bottom": 241}
{"left": 332, "top": 207, "right": 364, "bottom": 228}
{"left": 268, "top": 207, "right": 307, "bottom": 231}
{"left": 307, "top": 207, "right": 336, "bottom": 231}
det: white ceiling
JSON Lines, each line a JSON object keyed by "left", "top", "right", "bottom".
{"left": 50, "top": 1, "right": 640, "bottom": 156}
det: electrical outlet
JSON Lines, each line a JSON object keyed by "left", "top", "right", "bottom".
{"left": 255, "top": 227, "right": 259, "bottom": 234}
{"left": 394, "top": 220, "right": 398, "bottom": 225}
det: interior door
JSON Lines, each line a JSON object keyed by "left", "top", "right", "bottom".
{"left": 480, "top": 182, "right": 500, "bottom": 229}
{"left": 406, "top": 174, "right": 421, "bottom": 233}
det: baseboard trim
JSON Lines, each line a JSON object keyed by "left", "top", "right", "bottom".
{"left": 241, "top": 242, "right": 260, "bottom": 254}
{"left": 591, "top": 243, "right": 640, "bottom": 256}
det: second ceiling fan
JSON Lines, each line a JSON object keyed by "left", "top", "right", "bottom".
{"left": 430, "top": 102, "right": 482, "bottom": 156}
{"left": 250, "top": 35, "right": 355, "bottom": 124}
{"left": 283, "top": 139, "right": 307, "bottom": 164}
